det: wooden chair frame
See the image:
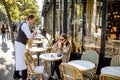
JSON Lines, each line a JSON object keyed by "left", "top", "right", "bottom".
{"left": 61, "top": 63, "right": 83, "bottom": 80}
{"left": 81, "top": 51, "right": 99, "bottom": 80}
{"left": 24, "top": 50, "right": 44, "bottom": 80}
{"left": 110, "top": 55, "right": 120, "bottom": 66}
{"left": 63, "top": 44, "right": 72, "bottom": 63}
{"left": 100, "top": 55, "right": 120, "bottom": 80}
{"left": 100, "top": 74, "right": 120, "bottom": 80}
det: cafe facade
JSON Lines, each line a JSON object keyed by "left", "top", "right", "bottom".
{"left": 41, "top": 0, "right": 120, "bottom": 58}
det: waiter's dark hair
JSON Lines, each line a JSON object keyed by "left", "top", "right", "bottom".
{"left": 28, "top": 14, "right": 35, "bottom": 20}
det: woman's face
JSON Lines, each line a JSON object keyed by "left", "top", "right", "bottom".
{"left": 59, "top": 36, "right": 66, "bottom": 43}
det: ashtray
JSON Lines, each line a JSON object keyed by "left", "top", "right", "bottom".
{"left": 57, "top": 53, "right": 62, "bottom": 57}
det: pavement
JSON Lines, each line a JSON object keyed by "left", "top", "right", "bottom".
{"left": 0, "top": 35, "right": 62, "bottom": 80}
{"left": 0, "top": 34, "right": 56, "bottom": 80}
{"left": 0, "top": 35, "right": 15, "bottom": 80}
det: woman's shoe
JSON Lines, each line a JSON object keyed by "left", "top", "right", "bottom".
{"left": 48, "top": 76, "right": 54, "bottom": 80}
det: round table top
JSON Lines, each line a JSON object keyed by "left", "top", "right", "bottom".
{"left": 34, "top": 35, "right": 45, "bottom": 39}
{"left": 84, "top": 44, "right": 100, "bottom": 49}
{"left": 101, "top": 66, "right": 120, "bottom": 77}
{"left": 45, "top": 47, "right": 52, "bottom": 49}
{"left": 40, "top": 53, "right": 63, "bottom": 61}
{"left": 68, "top": 60, "right": 95, "bottom": 71}
{"left": 32, "top": 40, "right": 44, "bottom": 44}
{"left": 29, "top": 47, "right": 47, "bottom": 53}
{"left": 112, "top": 40, "right": 120, "bottom": 43}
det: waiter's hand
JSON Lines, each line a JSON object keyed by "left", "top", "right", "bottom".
{"left": 32, "top": 31, "right": 37, "bottom": 37}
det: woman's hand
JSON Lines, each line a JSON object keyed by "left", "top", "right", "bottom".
{"left": 58, "top": 41, "right": 63, "bottom": 51}
{"left": 63, "top": 39, "right": 68, "bottom": 45}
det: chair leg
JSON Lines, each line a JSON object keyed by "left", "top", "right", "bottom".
{"left": 27, "top": 74, "right": 30, "bottom": 80}
{"left": 64, "top": 76, "right": 66, "bottom": 80}
{"left": 40, "top": 74, "right": 44, "bottom": 80}
{"left": 89, "top": 77, "right": 93, "bottom": 80}
{"left": 42, "top": 74, "right": 44, "bottom": 80}
{"left": 100, "top": 75, "right": 104, "bottom": 80}
{"left": 45, "top": 61, "right": 48, "bottom": 71}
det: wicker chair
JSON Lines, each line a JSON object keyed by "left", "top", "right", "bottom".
{"left": 27, "top": 39, "right": 33, "bottom": 49}
{"left": 110, "top": 55, "right": 120, "bottom": 66}
{"left": 61, "top": 63, "right": 84, "bottom": 80}
{"left": 81, "top": 51, "right": 99, "bottom": 80}
{"left": 100, "top": 55, "right": 120, "bottom": 80}
{"left": 100, "top": 74, "right": 120, "bottom": 80}
{"left": 62, "top": 44, "right": 72, "bottom": 63}
{"left": 45, "top": 38, "right": 54, "bottom": 52}
{"left": 24, "top": 50, "right": 44, "bottom": 80}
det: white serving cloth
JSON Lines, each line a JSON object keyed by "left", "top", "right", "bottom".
{"left": 15, "top": 41, "right": 26, "bottom": 70}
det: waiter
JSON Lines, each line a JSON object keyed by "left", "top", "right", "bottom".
{"left": 13, "top": 14, "right": 36, "bottom": 80}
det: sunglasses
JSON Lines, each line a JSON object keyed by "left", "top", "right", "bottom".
{"left": 60, "top": 38, "right": 64, "bottom": 40}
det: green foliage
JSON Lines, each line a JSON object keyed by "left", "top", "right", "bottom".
{"left": 0, "top": 0, "right": 40, "bottom": 24}
{"left": 0, "top": 11, "right": 7, "bottom": 22}
{"left": 16, "top": 0, "right": 40, "bottom": 24}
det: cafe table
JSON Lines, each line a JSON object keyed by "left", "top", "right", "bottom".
{"left": 112, "top": 40, "right": 120, "bottom": 43}
{"left": 101, "top": 66, "right": 120, "bottom": 77}
{"left": 68, "top": 60, "right": 95, "bottom": 71}
{"left": 32, "top": 40, "right": 44, "bottom": 44}
{"left": 84, "top": 44, "right": 100, "bottom": 49}
{"left": 40, "top": 53, "right": 63, "bottom": 61}
{"left": 40, "top": 53, "right": 63, "bottom": 76}
{"left": 34, "top": 35, "right": 45, "bottom": 39}
{"left": 84, "top": 44, "right": 110, "bottom": 53}
{"left": 29, "top": 47, "right": 47, "bottom": 66}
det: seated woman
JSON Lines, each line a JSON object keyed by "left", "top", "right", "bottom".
{"left": 49, "top": 33, "right": 71, "bottom": 80}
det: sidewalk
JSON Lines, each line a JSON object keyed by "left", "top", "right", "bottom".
{"left": 0, "top": 34, "right": 57, "bottom": 80}
{"left": 0, "top": 35, "right": 15, "bottom": 80}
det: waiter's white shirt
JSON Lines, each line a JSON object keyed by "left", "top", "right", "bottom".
{"left": 15, "top": 21, "right": 34, "bottom": 70}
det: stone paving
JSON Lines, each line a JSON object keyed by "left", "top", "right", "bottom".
{"left": 0, "top": 35, "right": 15, "bottom": 80}
{"left": 0, "top": 35, "right": 57, "bottom": 80}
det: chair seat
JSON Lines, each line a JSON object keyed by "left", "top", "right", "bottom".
{"left": 32, "top": 55, "right": 37, "bottom": 59}
{"left": 33, "top": 66, "right": 44, "bottom": 74}
{"left": 83, "top": 69, "right": 95, "bottom": 78}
